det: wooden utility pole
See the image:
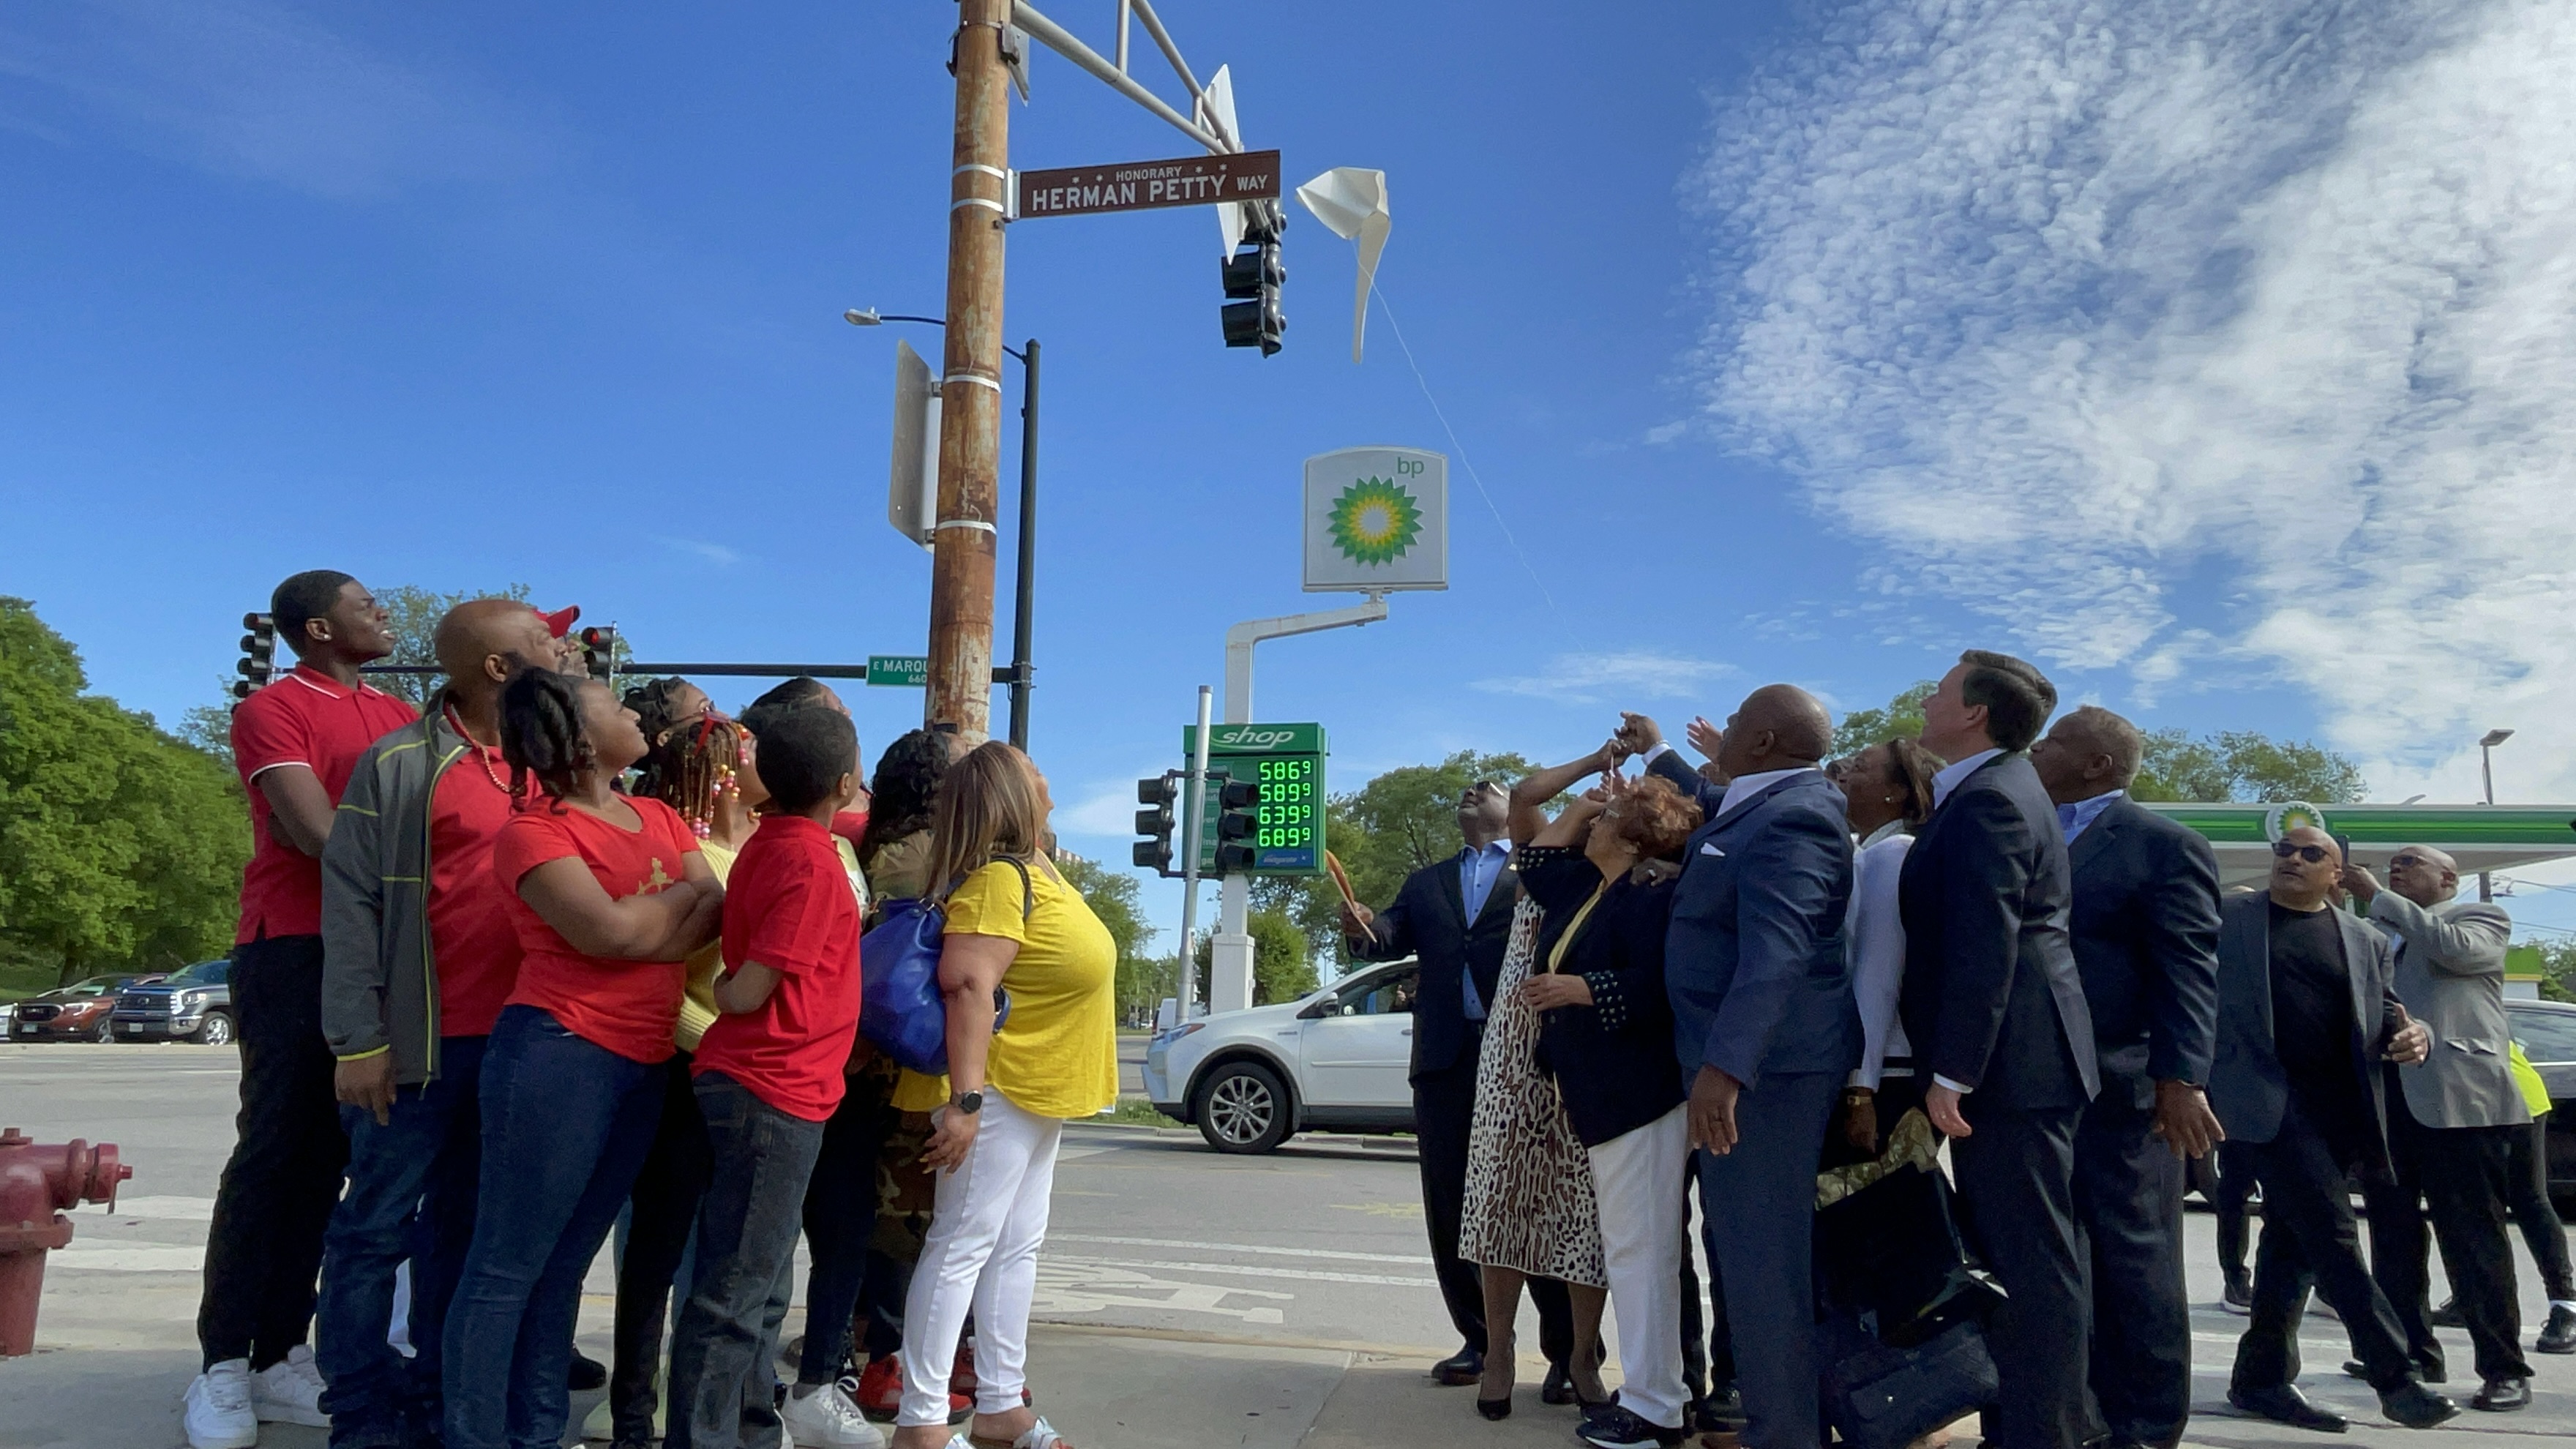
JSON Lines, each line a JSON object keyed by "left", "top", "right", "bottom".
{"left": 925, "top": 0, "right": 1014, "bottom": 741}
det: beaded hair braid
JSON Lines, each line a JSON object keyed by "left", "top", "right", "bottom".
{"left": 626, "top": 677, "right": 741, "bottom": 839}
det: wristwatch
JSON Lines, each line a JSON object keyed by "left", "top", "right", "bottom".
{"left": 953, "top": 1089, "right": 984, "bottom": 1115}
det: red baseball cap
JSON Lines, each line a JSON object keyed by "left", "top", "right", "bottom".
{"left": 533, "top": 604, "right": 581, "bottom": 638}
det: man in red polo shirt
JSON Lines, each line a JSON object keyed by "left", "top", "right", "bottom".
{"left": 314, "top": 599, "right": 561, "bottom": 1449}
{"left": 185, "top": 571, "right": 412, "bottom": 1449}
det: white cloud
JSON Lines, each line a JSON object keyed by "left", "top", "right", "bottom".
{"left": 1693, "top": 0, "right": 2576, "bottom": 795}
{"left": 656, "top": 536, "right": 743, "bottom": 567}
{"left": 1473, "top": 651, "right": 1734, "bottom": 706}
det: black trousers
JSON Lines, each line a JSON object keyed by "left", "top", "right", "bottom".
{"left": 199, "top": 933, "right": 348, "bottom": 1371}
{"left": 2507, "top": 1117, "right": 2575, "bottom": 1302}
{"left": 2072, "top": 1095, "right": 2188, "bottom": 1449}
{"left": 2228, "top": 1097, "right": 2414, "bottom": 1394}
{"left": 2362, "top": 1106, "right": 2529, "bottom": 1383}
{"left": 607, "top": 1054, "right": 714, "bottom": 1445}
{"left": 795, "top": 1068, "right": 894, "bottom": 1385}
{"left": 2204, "top": 1142, "right": 2255, "bottom": 1283}
{"left": 1950, "top": 1094, "right": 2088, "bottom": 1449}
{"left": 1412, "top": 1033, "right": 1574, "bottom": 1365}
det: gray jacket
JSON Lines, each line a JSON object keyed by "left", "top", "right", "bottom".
{"left": 321, "top": 708, "right": 481, "bottom": 1087}
{"left": 2371, "top": 891, "right": 2528, "bottom": 1130}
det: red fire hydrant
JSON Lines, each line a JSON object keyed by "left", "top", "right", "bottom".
{"left": 0, "top": 1126, "right": 131, "bottom": 1356}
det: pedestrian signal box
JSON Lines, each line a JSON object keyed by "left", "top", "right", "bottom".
{"left": 1181, "top": 722, "right": 1327, "bottom": 876}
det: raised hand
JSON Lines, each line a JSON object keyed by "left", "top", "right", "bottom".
{"left": 1685, "top": 715, "right": 1723, "bottom": 763}
{"left": 1616, "top": 712, "right": 1663, "bottom": 755}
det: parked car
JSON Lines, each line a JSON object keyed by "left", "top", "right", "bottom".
{"left": 2506, "top": 998, "right": 2576, "bottom": 1201}
{"left": 8, "top": 974, "right": 165, "bottom": 1043}
{"left": 113, "top": 959, "right": 236, "bottom": 1046}
{"left": 1145, "top": 958, "right": 1420, "bottom": 1154}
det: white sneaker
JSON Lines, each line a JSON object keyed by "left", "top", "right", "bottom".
{"left": 184, "top": 1359, "right": 261, "bottom": 1449}
{"left": 250, "top": 1344, "right": 331, "bottom": 1427}
{"left": 780, "top": 1381, "right": 888, "bottom": 1448}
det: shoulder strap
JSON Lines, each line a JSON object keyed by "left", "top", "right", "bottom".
{"left": 1009, "top": 855, "right": 1034, "bottom": 920}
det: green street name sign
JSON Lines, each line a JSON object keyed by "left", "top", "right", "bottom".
{"left": 866, "top": 655, "right": 930, "bottom": 688}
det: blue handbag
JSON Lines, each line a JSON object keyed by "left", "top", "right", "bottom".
{"left": 858, "top": 859, "right": 1024, "bottom": 1075}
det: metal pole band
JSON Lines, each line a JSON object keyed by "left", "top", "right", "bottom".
{"left": 934, "top": 519, "right": 999, "bottom": 534}
{"left": 951, "top": 196, "right": 1008, "bottom": 217}
{"left": 943, "top": 372, "right": 1004, "bottom": 393}
{"left": 954, "top": 163, "right": 1010, "bottom": 181}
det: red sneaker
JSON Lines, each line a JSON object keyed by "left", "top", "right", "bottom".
{"left": 951, "top": 1341, "right": 977, "bottom": 1398}
{"left": 853, "top": 1357, "right": 971, "bottom": 1424}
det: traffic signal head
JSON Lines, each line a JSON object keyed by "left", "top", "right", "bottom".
{"left": 1213, "top": 777, "right": 1259, "bottom": 870}
{"left": 1221, "top": 211, "right": 1286, "bottom": 356}
{"left": 1132, "top": 773, "right": 1180, "bottom": 875}
{"left": 577, "top": 625, "right": 618, "bottom": 683}
{"left": 231, "top": 613, "right": 277, "bottom": 700}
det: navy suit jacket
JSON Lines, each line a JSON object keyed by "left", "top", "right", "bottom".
{"left": 2065, "top": 795, "right": 2223, "bottom": 1112}
{"left": 1347, "top": 849, "right": 1517, "bottom": 1082}
{"left": 1650, "top": 753, "right": 1860, "bottom": 1089}
{"left": 2208, "top": 891, "right": 2405, "bottom": 1180}
{"left": 1896, "top": 752, "right": 2099, "bottom": 1110}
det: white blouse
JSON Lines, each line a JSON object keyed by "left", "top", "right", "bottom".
{"left": 1846, "top": 820, "right": 1914, "bottom": 1089}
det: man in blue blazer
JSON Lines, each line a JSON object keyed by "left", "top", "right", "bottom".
{"left": 1628, "top": 684, "right": 1857, "bottom": 1449}
{"left": 1898, "top": 651, "right": 2097, "bottom": 1449}
{"left": 2030, "top": 705, "right": 2222, "bottom": 1449}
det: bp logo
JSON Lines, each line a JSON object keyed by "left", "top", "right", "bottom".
{"left": 2263, "top": 801, "right": 2331, "bottom": 842}
{"left": 1326, "top": 477, "right": 1423, "bottom": 566}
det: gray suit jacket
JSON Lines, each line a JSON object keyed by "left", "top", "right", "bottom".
{"left": 2370, "top": 891, "right": 2528, "bottom": 1130}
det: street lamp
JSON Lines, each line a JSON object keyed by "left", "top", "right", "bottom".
{"left": 2479, "top": 727, "right": 2514, "bottom": 901}
{"left": 847, "top": 307, "right": 1041, "bottom": 752}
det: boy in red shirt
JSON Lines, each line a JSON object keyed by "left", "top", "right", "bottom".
{"left": 189, "top": 570, "right": 410, "bottom": 1449}
{"left": 666, "top": 708, "right": 869, "bottom": 1449}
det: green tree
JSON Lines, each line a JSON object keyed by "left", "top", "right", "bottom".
{"left": 1832, "top": 681, "right": 1936, "bottom": 758}
{"left": 1055, "top": 851, "right": 1166, "bottom": 1023}
{"left": 0, "top": 599, "right": 250, "bottom": 989}
{"left": 2132, "top": 730, "right": 2365, "bottom": 804}
{"left": 1191, "top": 908, "right": 1320, "bottom": 1007}
{"left": 372, "top": 583, "right": 533, "bottom": 709}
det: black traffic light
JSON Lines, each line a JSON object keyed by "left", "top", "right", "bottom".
{"left": 231, "top": 613, "right": 277, "bottom": 701}
{"left": 1221, "top": 209, "right": 1285, "bottom": 356}
{"left": 1133, "top": 773, "right": 1180, "bottom": 876}
{"left": 1213, "top": 777, "right": 1259, "bottom": 871}
{"left": 577, "top": 625, "right": 618, "bottom": 684}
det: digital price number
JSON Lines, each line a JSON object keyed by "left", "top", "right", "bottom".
{"left": 1183, "top": 722, "right": 1330, "bottom": 877}
{"left": 1254, "top": 757, "right": 1319, "bottom": 851}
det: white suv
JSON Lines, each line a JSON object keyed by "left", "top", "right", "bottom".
{"left": 1142, "top": 958, "right": 1420, "bottom": 1153}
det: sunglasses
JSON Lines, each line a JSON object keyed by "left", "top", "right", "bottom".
{"left": 2271, "top": 841, "right": 2334, "bottom": 864}
{"left": 2389, "top": 853, "right": 2432, "bottom": 870}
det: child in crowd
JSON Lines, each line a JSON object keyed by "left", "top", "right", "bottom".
{"left": 664, "top": 708, "right": 871, "bottom": 1449}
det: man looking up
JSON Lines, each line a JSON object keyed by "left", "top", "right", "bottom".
{"left": 187, "top": 572, "right": 412, "bottom": 1449}
{"left": 2029, "top": 706, "right": 2222, "bottom": 1449}
{"left": 1898, "top": 650, "right": 2096, "bottom": 1449}
{"left": 1344, "top": 782, "right": 1578, "bottom": 1397}
{"left": 312, "top": 600, "right": 560, "bottom": 1449}
{"left": 1627, "top": 685, "right": 1856, "bottom": 1449}
{"left": 2343, "top": 845, "right": 2533, "bottom": 1412}
{"left": 2212, "top": 827, "right": 2455, "bottom": 1431}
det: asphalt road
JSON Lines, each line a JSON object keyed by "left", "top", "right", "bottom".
{"left": 9, "top": 1041, "right": 2576, "bottom": 1448}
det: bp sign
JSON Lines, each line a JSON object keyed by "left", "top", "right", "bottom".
{"left": 1303, "top": 446, "right": 1448, "bottom": 593}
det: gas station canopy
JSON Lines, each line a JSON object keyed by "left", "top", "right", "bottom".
{"left": 2140, "top": 802, "right": 2576, "bottom": 890}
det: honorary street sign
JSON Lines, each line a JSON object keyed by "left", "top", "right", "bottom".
{"left": 1015, "top": 149, "right": 1281, "bottom": 220}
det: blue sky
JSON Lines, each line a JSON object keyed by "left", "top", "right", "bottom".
{"left": 7, "top": 1, "right": 2574, "bottom": 943}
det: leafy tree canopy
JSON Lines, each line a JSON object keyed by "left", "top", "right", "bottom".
{"left": 1832, "top": 681, "right": 1936, "bottom": 758}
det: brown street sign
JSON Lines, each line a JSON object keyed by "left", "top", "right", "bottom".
{"left": 1016, "top": 149, "right": 1281, "bottom": 220}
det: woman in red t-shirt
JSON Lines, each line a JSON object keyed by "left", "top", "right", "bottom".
{"left": 441, "top": 669, "right": 724, "bottom": 1449}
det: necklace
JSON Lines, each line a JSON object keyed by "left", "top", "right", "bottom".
{"left": 444, "top": 704, "right": 512, "bottom": 795}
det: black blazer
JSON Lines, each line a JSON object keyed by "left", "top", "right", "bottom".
{"left": 2208, "top": 891, "right": 2405, "bottom": 1180}
{"left": 1896, "top": 752, "right": 2099, "bottom": 1110}
{"left": 2065, "top": 796, "right": 2223, "bottom": 1112}
{"left": 1521, "top": 845, "right": 1684, "bottom": 1147}
{"left": 1348, "top": 848, "right": 1518, "bottom": 1081}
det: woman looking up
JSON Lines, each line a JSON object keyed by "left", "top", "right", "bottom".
{"left": 891, "top": 743, "right": 1117, "bottom": 1449}
{"left": 442, "top": 670, "right": 723, "bottom": 1449}
{"left": 1830, "top": 738, "right": 1940, "bottom": 1158}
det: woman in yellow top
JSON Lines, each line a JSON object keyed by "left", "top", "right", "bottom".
{"left": 891, "top": 742, "right": 1115, "bottom": 1449}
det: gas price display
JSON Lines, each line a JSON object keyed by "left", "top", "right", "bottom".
{"left": 1183, "top": 722, "right": 1330, "bottom": 877}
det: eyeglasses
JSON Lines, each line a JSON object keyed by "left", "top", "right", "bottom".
{"left": 2272, "top": 841, "right": 2334, "bottom": 864}
{"left": 2389, "top": 853, "right": 2430, "bottom": 870}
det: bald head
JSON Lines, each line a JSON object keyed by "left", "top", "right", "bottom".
{"left": 1715, "top": 684, "right": 1834, "bottom": 779}
{"left": 435, "top": 599, "right": 556, "bottom": 705}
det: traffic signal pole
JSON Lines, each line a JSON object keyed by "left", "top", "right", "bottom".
{"left": 1208, "top": 594, "right": 1390, "bottom": 1011}
{"left": 925, "top": 0, "right": 1015, "bottom": 741}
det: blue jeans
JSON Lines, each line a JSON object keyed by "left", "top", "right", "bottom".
{"left": 665, "top": 1072, "right": 826, "bottom": 1449}
{"left": 315, "top": 1034, "right": 486, "bottom": 1445}
{"left": 442, "top": 1006, "right": 664, "bottom": 1449}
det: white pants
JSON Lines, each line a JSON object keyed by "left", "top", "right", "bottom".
{"left": 1586, "top": 1103, "right": 1690, "bottom": 1429}
{"left": 897, "top": 1089, "right": 1064, "bottom": 1428}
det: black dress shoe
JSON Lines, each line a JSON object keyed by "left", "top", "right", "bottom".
{"left": 2471, "top": 1377, "right": 2531, "bottom": 1412}
{"left": 1476, "top": 1393, "right": 1512, "bottom": 1421}
{"left": 1431, "top": 1348, "right": 1483, "bottom": 1386}
{"left": 2540, "top": 1303, "right": 2576, "bottom": 1354}
{"left": 1694, "top": 1387, "right": 1745, "bottom": 1431}
{"left": 2222, "top": 1275, "right": 2253, "bottom": 1315}
{"left": 2427, "top": 1297, "right": 2465, "bottom": 1329}
{"left": 2344, "top": 1357, "right": 2443, "bottom": 1385}
{"left": 1540, "top": 1361, "right": 1574, "bottom": 1406}
{"left": 566, "top": 1350, "right": 607, "bottom": 1392}
{"left": 2378, "top": 1380, "right": 2460, "bottom": 1429}
{"left": 2228, "top": 1384, "right": 2348, "bottom": 1433}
